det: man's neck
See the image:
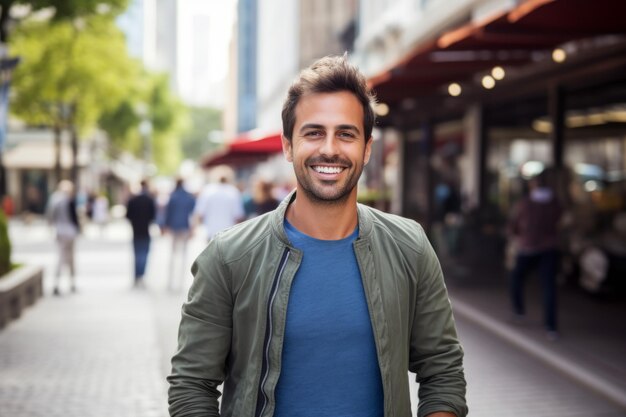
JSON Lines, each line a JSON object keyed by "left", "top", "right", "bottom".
{"left": 285, "top": 191, "right": 358, "bottom": 240}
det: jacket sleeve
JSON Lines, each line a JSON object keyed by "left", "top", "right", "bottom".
{"left": 168, "top": 237, "right": 232, "bottom": 417}
{"left": 409, "top": 226, "right": 468, "bottom": 417}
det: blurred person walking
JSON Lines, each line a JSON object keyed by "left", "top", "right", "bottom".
{"left": 126, "top": 180, "right": 156, "bottom": 287}
{"left": 46, "top": 180, "right": 80, "bottom": 295}
{"left": 193, "top": 166, "right": 244, "bottom": 241}
{"left": 163, "top": 178, "right": 196, "bottom": 292}
{"left": 91, "top": 193, "right": 109, "bottom": 234}
{"left": 244, "top": 178, "right": 280, "bottom": 219}
{"left": 508, "top": 170, "right": 563, "bottom": 339}
{"left": 169, "top": 56, "right": 467, "bottom": 417}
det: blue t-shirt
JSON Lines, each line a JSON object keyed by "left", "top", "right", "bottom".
{"left": 274, "top": 220, "right": 384, "bottom": 417}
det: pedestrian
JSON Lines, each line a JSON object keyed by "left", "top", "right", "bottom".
{"left": 126, "top": 180, "right": 156, "bottom": 288}
{"left": 193, "top": 166, "right": 244, "bottom": 241}
{"left": 245, "top": 177, "right": 280, "bottom": 219}
{"left": 91, "top": 193, "right": 109, "bottom": 235}
{"left": 508, "top": 169, "right": 562, "bottom": 339}
{"left": 163, "top": 178, "right": 196, "bottom": 292}
{"left": 168, "top": 55, "right": 467, "bottom": 417}
{"left": 46, "top": 180, "right": 80, "bottom": 295}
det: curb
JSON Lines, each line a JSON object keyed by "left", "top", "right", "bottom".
{"left": 452, "top": 298, "right": 626, "bottom": 409}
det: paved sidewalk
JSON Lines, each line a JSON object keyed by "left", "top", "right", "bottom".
{"left": 443, "top": 257, "right": 626, "bottom": 410}
{"left": 1, "top": 219, "right": 183, "bottom": 417}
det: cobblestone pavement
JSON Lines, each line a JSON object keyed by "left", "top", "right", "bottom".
{"left": 3, "top": 218, "right": 625, "bottom": 417}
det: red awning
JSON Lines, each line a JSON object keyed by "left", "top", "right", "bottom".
{"left": 229, "top": 129, "right": 283, "bottom": 153}
{"left": 370, "top": 0, "right": 626, "bottom": 105}
{"left": 201, "top": 129, "right": 283, "bottom": 168}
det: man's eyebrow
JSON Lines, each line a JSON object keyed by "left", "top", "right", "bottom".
{"left": 336, "top": 124, "right": 361, "bottom": 134}
{"left": 299, "top": 123, "right": 325, "bottom": 132}
{"left": 299, "top": 123, "right": 361, "bottom": 134}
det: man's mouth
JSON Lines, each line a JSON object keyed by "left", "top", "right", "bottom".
{"left": 312, "top": 165, "right": 344, "bottom": 174}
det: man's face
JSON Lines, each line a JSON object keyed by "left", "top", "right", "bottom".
{"left": 282, "top": 91, "right": 372, "bottom": 205}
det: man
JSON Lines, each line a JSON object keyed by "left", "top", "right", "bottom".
{"left": 193, "top": 166, "right": 245, "bottom": 241}
{"left": 46, "top": 180, "right": 80, "bottom": 295}
{"left": 126, "top": 180, "right": 156, "bottom": 287}
{"left": 163, "top": 178, "right": 196, "bottom": 291}
{"left": 508, "top": 170, "right": 562, "bottom": 339}
{"left": 168, "top": 56, "right": 467, "bottom": 417}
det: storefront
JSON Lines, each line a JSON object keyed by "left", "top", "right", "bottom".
{"left": 368, "top": 0, "right": 626, "bottom": 295}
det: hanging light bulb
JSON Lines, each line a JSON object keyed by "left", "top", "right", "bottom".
{"left": 482, "top": 75, "right": 495, "bottom": 89}
{"left": 552, "top": 48, "right": 567, "bottom": 63}
{"left": 491, "top": 66, "right": 505, "bottom": 80}
{"left": 448, "top": 83, "right": 462, "bottom": 97}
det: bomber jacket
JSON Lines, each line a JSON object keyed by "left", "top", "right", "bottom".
{"left": 168, "top": 191, "right": 468, "bottom": 417}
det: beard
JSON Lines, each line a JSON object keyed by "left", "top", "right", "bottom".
{"left": 295, "top": 155, "right": 364, "bottom": 205}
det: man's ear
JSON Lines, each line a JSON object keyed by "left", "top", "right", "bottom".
{"left": 363, "top": 137, "right": 373, "bottom": 165}
{"left": 281, "top": 134, "right": 293, "bottom": 163}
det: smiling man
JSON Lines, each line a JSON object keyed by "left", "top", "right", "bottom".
{"left": 168, "top": 55, "right": 468, "bottom": 417}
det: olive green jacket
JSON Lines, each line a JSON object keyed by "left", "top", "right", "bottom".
{"left": 168, "top": 192, "right": 467, "bottom": 417}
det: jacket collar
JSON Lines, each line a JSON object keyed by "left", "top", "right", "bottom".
{"left": 270, "top": 189, "right": 374, "bottom": 245}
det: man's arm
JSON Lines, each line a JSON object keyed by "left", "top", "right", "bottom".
{"left": 410, "top": 224, "right": 468, "bottom": 417}
{"left": 167, "top": 238, "right": 232, "bottom": 416}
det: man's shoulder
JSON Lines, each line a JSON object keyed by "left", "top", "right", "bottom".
{"left": 360, "top": 205, "right": 427, "bottom": 254}
{"left": 208, "top": 212, "right": 276, "bottom": 263}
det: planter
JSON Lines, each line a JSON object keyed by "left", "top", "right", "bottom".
{"left": 0, "top": 264, "right": 44, "bottom": 329}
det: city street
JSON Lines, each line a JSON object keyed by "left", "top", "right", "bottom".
{"left": 1, "top": 218, "right": 624, "bottom": 417}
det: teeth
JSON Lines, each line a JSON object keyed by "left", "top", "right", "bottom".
{"left": 314, "top": 166, "right": 343, "bottom": 174}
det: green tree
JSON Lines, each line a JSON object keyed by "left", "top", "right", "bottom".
{"left": 0, "top": 0, "right": 129, "bottom": 42}
{"left": 180, "top": 106, "right": 223, "bottom": 160}
{"left": 9, "top": 15, "right": 139, "bottom": 184}
{"left": 99, "top": 72, "right": 189, "bottom": 174}
{"left": 145, "top": 74, "right": 188, "bottom": 174}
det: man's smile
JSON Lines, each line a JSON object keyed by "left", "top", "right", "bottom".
{"left": 312, "top": 165, "right": 345, "bottom": 174}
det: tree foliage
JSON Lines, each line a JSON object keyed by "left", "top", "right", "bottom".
{"left": 0, "top": 0, "right": 129, "bottom": 42}
{"left": 180, "top": 106, "right": 223, "bottom": 160}
{"left": 10, "top": 16, "right": 138, "bottom": 132}
{"left": 98, "top": 72, "right": 189, "bottom": 174}
{"left": 9, "top": 3, "right": 189, "bottom": 174}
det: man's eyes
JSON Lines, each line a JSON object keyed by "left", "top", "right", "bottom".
{"left": 338, "top": 131, "right": 357, "bottom": 138}
{"left": 303, "top": 130, "right": 357, "bottom": 139}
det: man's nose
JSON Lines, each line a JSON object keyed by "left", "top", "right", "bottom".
{"left": 319, "top": 135, "right": 339, "bottom": 157}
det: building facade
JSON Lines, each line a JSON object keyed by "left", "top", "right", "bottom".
{"left": 352, "top": 0, "right": 626, "bottom": 297}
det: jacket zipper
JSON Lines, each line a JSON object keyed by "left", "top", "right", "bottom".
{"left": 255, "top": 248, "right": 290, "bottom": 417}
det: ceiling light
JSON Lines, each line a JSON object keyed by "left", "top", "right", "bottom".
{"left": 491, "top": 66, "right": 505, "bottom": 80}
{"left": 448, "top": 83, "right": 462, "bottom": 97}
{"left": 375, "top": 103, "right": 389, "bottom": 116}
{"left": 532, "top": 119, "right": 552, "bottom": 133}
{"left": 481, "top": 75, "right": 495, "bottom": 89}
{"left": 552, "top": 48, "right": 566, "bottom": 63}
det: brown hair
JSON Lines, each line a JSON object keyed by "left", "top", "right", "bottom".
{"left": 281, "top": 55, "right": 377, "bottom": 142}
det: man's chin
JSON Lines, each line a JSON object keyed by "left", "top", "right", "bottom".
{"left": 300, "top": 186, "right": 354, "bottom": 205}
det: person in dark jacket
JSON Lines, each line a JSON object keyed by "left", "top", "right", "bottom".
{"left": 509, "top": 170, "right": 562, "bottom": 339}
{"left": 126, "top": 180, "right": 156, "bottom": 287}
{"left": 163, "top": 178, "right": 196, "bottom": 291}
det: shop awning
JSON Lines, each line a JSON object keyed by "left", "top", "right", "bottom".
{"left": 370, "top": 0, "right": 626, "bottom": 105}
{"left": 201, "top": 129, "right": 283, "bottom": 168}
